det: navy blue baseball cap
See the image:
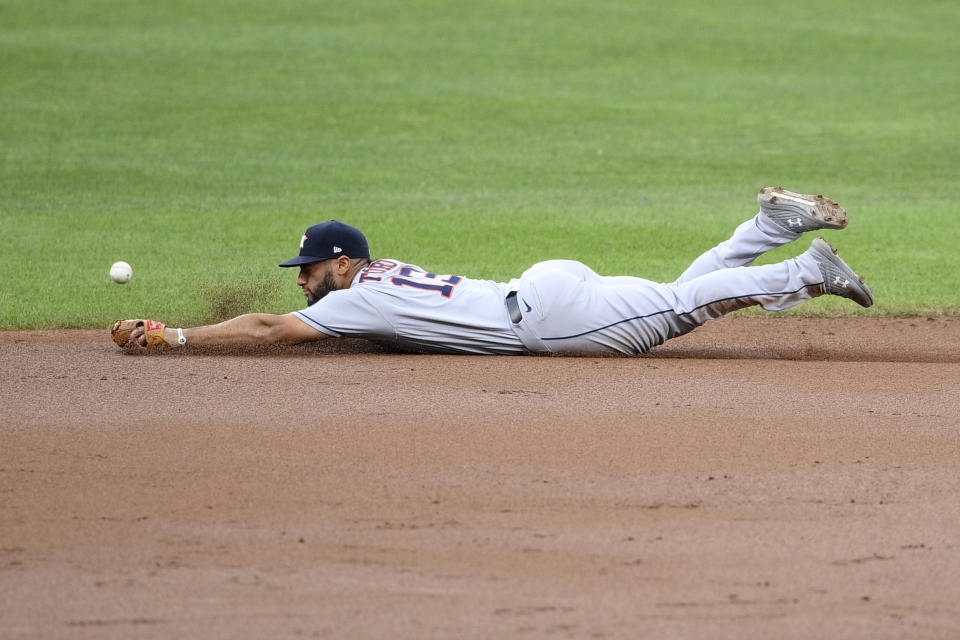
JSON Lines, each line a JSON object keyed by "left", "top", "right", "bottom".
{"left": 279, "top": 220, "right": 370, "bottom": 267}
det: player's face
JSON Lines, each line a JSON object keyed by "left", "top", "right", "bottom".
{"left": 298, "top": 260, "right": 340, "bottom": 306}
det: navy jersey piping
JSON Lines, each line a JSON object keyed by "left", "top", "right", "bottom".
{"left": 292, "top": 311, "right": 339, "bottom": 337}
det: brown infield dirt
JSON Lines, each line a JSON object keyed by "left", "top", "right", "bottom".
{"left": 1, "top": 317, "right": 959, "bottom": 639}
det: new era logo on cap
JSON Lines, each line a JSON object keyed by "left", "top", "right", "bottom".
{"left": 279, "top": 220, "right": 370, "bottom": 268}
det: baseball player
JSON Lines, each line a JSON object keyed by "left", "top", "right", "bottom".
{"left": 112, "top": 187, "right": 874, "bottom": 356}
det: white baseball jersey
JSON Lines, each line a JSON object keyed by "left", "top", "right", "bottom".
{"left": 293, "top": 259, "right": 526, "bottom": 354}
{"left": 293, "top": 213, "right": 827, "bottom": 356}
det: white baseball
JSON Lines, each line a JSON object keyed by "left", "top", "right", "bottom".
{"left": 110, "top": 261, "right": 133, "bottom": 284}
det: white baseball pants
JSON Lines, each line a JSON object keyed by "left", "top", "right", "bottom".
{"left": 510, "top": 213, "right": 825, "bottom": 355}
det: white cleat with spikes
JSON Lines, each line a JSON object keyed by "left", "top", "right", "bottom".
{"left": 807, "top": 236, "right": 874, "bottom": 307}
{"left": 758, "top": 186, "right": 848, "bottom": 233}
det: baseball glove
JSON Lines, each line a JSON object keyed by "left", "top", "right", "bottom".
{"left": 111, "top": 319, "right": 167, "bottom": 349}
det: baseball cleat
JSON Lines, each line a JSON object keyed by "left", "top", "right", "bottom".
{"left": 758, "top": 186, "right": 848, "bottom": 233}
{"left": 807, "top": 237, "right": 874, "bottom": 307}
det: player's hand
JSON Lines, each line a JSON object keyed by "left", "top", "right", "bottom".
{"left": 111, "top": 319, "right": 168, "bottom": 351}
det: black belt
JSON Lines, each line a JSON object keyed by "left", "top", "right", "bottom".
{"left": 505, "top": 291, "right": 522, "bottom": 323}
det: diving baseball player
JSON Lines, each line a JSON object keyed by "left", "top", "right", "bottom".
{"left": 112, "top": 187, "right": 874, "bottom": 355}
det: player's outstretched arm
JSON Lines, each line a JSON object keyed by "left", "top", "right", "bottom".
{"left": 112, "top": 314, "right": 328, "bottom": 350}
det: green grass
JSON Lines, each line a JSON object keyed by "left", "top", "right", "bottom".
{"left": 2, "top": 0, "right": 958, "bottom": 328}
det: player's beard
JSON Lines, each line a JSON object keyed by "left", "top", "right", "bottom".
{"left": 304, "top": 269, "right": 340, "bottom": 306}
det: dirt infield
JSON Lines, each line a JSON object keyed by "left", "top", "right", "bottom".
{"left": 2, "top": 317, "right": 959, "bottom": 639}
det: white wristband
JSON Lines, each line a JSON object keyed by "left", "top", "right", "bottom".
{"left": 177, "top": 328, "right": 187, "bottom": 346}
